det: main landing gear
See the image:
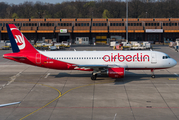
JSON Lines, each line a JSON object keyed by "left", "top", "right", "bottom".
{"left": 91, "top": 73, "right": 97, "bottom": 80}
{"left": 151, "top": 69, "right": 155, "bottom": 78}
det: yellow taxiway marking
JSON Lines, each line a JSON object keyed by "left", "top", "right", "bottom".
{"left": 19, "top": 81, "right": 114, "bottom": 120}
{"left": 19, "top": 83, "right": 62, "bottom": 120}
{"left": 168, "top": 78, "right": 177, "bottom": 80}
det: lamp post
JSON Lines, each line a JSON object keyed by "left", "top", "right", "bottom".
{"left": 126, "top": 0, "right": 128, "bottom": 42}
{"left": 146, "top": 12, "right": 147, "bottom": 18}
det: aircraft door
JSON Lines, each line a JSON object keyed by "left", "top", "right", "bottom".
{"left": 151, "top": 53, "right": 157, "bottom": 64}
{"left": 36, "top": 53, "right": 41, "bottom": 64}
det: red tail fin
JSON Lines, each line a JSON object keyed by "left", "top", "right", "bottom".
{"left": 7, "top": 24, "right": 37, "bottom": 53}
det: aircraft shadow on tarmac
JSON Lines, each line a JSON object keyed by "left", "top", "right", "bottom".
{"left": 50, "top": 71, "right": 177, "bottom": 83}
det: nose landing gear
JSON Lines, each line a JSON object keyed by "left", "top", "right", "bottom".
{"left": 151, "top": 69, "right": 155, "bottom": 78}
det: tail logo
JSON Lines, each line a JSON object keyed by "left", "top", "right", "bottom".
{"left": 15, "top": 34, "right": 25, "bottom": 50}
{"left": 11, "top": 28, "right": 26, "bottom": 50}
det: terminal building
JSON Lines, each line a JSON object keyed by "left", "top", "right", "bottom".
{"left": 0, "top": 18, "right": 179, "bottom": 44}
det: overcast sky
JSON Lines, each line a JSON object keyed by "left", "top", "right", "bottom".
{"left": 1, "top": 0, "right": 120, "bottom": 5}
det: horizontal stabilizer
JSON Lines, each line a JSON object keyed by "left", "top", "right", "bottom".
{"left": 3, "top": 56, "right": 27, "bottom": 59}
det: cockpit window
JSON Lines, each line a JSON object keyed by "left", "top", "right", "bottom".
{"left": 163, "top": 56, "right": 170, "bottom": 59}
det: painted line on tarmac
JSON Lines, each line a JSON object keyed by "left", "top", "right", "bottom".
{"left": 113, "top": 113, "right": 117, "bottom": 120}
{"left": 174, "top": 73, "right": 179, "bottom": 77}
{"left": 44, "top": 73, "right": 50, "bottom": 78}
{"left": 168, "top": 78, "right": 177, "bottom": 80}
{"left": 5, "top": 106, "right": 179, "bottom": 109}
{"left": 7, "top": 72, "right": 22, "bottom": 85}
{"left": 0, "top": 72, "right": 22, "bottom": 90}
{"left": 19, "top": 81, "right": 114, "bottom": 120}
{"left": 19, "top": 82, "right": 62, "bottom": 120}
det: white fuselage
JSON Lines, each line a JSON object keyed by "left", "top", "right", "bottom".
{"left": 39, "top": 50, "right": 177, "bottom": 69}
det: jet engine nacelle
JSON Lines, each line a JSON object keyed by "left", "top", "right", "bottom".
{"left": 108, "top": 68, "right": 125, "bottom": 78}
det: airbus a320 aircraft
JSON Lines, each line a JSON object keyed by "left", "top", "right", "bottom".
{"left": 3, "top": 24, "right": 177, "bottom": 80}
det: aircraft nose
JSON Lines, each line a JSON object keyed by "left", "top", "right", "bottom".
{"left": 172, "top": 59, "right": 177, "bottom": 67}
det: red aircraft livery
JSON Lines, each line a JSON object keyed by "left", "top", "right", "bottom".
{"left": 3, "top": 24, "right": 177, "bottom": 80}
{"left": 103, "top": 53, "right": 150, "bottom": 62}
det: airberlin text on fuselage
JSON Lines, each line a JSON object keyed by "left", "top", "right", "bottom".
{"left": 103, "top": 53, "right": 150, "bottom": 62}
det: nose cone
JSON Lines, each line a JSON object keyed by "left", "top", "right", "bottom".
{"left": 171, "top": 59, "right": 177, "bottom": 67}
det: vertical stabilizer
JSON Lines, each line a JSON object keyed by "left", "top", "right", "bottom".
{"left": 6, "top": 24, "right": 37, "bottom": 53}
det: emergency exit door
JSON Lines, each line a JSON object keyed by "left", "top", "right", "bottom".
{"left": 36, "top": 53, "right": 41, "bottom": 64}
{"left": 151, "top": 53, "right": 157, "bottom": 64}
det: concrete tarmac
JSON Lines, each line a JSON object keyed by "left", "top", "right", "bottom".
{"left": 0, "top": 45, "right": 179, "bottom": 120}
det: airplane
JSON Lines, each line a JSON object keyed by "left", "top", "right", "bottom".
{"left": 3, "top": 24, "right": 177, "bottom": 80}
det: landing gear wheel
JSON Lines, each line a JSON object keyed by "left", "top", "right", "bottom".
{"left": 91, "top": 74, "right": 97, "bottom": 80}
{"left": 151, "top": 75, "right": 155, "bottom": 78}
{"left": 151, "top": 69, "right": 155, "bottom": 78}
